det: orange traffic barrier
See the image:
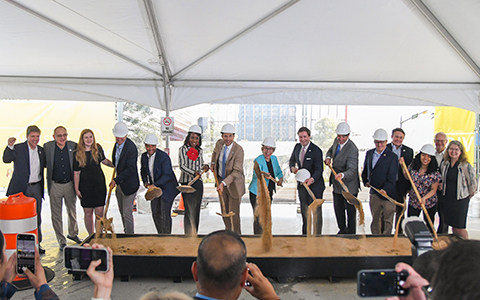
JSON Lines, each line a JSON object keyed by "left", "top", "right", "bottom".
{"left": 0, "top": 192, "right": 38, "bottom": 281}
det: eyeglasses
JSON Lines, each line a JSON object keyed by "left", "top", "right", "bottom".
{"left": 264, "top": 147, "right": 275, "bottom": 152}
{"left": 449, "top": 148, "right": 460, "bottom": 152}
{"left": 55, "top": 134, "right": 68, "bottom": 138}
{"left": 374, "top": 141, "right": 386, "bottom": 144}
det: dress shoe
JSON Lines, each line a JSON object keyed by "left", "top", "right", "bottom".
{"left": 67, "top": 235, "right": 82, "bottom": 244}
{"left": 38, "top": 244, "right": 46, "bottom": 254}
{"left": 59, "top": 243, "right": 67, "bottom": 251}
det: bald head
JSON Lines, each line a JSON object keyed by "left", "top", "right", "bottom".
{"left": 196, "top": 230, "right": 247, "bottom": 292}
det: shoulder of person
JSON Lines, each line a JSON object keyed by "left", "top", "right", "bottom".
{"left": 67, "top": 140, "right": 78, "bottom": 148}
{"left": 403, "top": 144, "right": 414, "bottom": 153}
{"left": 310, "top": 142, "right": 321, "bottom": 151}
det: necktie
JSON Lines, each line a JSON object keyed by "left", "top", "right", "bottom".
{"left": 335, "top": 144, "right": 341, "bottom": 157}
{"left": 222, "top": 146, "right": 227, "bottom": 179}
{"left": 300, "top": 147, "right": 306, "bottom": 167}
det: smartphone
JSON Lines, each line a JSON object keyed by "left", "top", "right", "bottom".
{"left": 357, "top": 269, "right": 409, "bottom": 297}
{"left": 16, "top": 233, "right": 36, "bottom": 277}
{"left": 64, "top": 246, "right": 109, "bottom": 272}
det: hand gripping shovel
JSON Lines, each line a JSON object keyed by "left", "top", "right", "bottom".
{"left": 295, "top": 169, "right": 325, "bottom": 236}
{"left": 261, "top": 171, "right": 283, "bottom": 187}
{"left": 326, "top": 162, "right": 365, "bottom": 225}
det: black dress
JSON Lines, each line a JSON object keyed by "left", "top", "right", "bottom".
{"left": 73, "top": 144, "right": 107, "bottom": 208}
{"left": 443, "top": 162, "right": 470, "bottom": 229}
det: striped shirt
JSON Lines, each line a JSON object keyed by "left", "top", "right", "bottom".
{"left": 178, "top": 145, "right": 204, "bottom": 184}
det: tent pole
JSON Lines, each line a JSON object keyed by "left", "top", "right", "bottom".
{"left": 162, "top": 63, "right": 171, "bottom": 153}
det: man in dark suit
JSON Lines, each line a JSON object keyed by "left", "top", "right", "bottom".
{"left": 44, "top": 126, "right": 81, "bottom": 250}
{"left": 325, "top": 122, "right": 360, "bottom": 234}
{"left": 3, "top": 125, "right": 46, "bottom": 253}
{"left": 361, "top": 128, "right": 398, "bottom": 235}
{"left": 289, "top": 127, "right": 325, "bottom": 235}
{"left": 386, "top": 128, "right": 413, "bottom": 234}
{"left": 140, "top": 133, "right": 179, "bottom": 234}
{"left": 191, "top": 230, "right": 280, "bottom": 300}
{"left": 110, "top": 122, "right": 140, "bottom": 234}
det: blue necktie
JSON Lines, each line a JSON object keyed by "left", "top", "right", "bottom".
{"left": 222, "top": 146, "right": 227, "bottom": 179}
{"left": 335, "top": 144, "right": 340, "bottom": 157}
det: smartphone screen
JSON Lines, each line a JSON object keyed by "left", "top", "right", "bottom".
{"left": 17, "top": 234, "right": 36, "bottom": 276}
{"left": 64, "top": 246, "right": 109, "bottom": 272}
{"left": 357, "top": 269, "right": 409, "bottom": 297}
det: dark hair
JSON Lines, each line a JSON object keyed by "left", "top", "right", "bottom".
{"left": 26, "top": 125, "right": 41, "bottom": 136}
{"left": 431, "top": 240, "right": 480, "bottom": 300}
{"left": 183, "top": 132, "right": 202, "bottom": 150}
{"left": 410, "top": 152, "right": 438, "bottom": 174}
{"left": 0, "top": 229, "right": 4, "bottom": 262}
{"left": 196, "top": 230, "right": 246, "bottom": 291}
{"left": 391, "top": 128, "right": 405, "bottom": 136}
{"left": 297, "top": 127, "right": 311, "bottom": 136}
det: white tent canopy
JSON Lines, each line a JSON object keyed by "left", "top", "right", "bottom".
{"left": 1, "top": 0, "right": 480, "bottom": 112}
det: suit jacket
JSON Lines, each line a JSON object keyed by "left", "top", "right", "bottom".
{"left": 211, "top": 139, "right": 246, "bottom": 199}
{"left": 140, "top": 149, "right": 179, "bottom": 202}
{"left": 3, "top": 141, "right": 46, "bottom": 197}
{"left": 326, "top": 139, "right": 360, "bottom": 194}
{"left": 248, "top": 154, "right": 283, "bottom": 195}
{"left": 386, "top": 143, "right": 413, "bottom": 198}
{"left": 112, "top": 138, "right": 140, "bottom": 196}
{"left": 43, "top": 140, "right": 77, "bottom": 194}
{"left": 289, "top": 142, "right": 325, "bottom": 196}
{"left": 361, "top": 147, "right": 398, "bottom": 200}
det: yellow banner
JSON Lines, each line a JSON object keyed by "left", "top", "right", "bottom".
{"left": 434, "top": 107, "right": 475, "bottom": 164}
{"left": 0, "top": 100, "right": 116, "bottom": 189}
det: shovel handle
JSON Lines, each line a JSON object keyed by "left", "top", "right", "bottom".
{"left": 261, "top": 171, "right": 282, "bottom": 186}
{"left": 187, "top": 171, "right": 203, "bottom": 186}
{"left": 302, "top": 182, "right": 318, "bottom": 201}
{"left": 212, "top": 165, "right": 228, "bottom": 215}
{"left": 326, "top": 163, "right": 350, "bottom": 193}
{"left": 104, "top": 168, "right": 116, "bottom": 218}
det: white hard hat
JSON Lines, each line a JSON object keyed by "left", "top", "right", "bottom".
{"left": 144, "top": 133, "right": 158, "bottom": 145}
{"left": 420, "top": 144, "right": 435, "bottom": 156}
{"left": 295, "top": 169, "right": 311, "bottom": 183}
{"left": 372, "top": 128, "right": 388, "bottom": 141}
{"left": 262, "top": 137, "right": 276, "bottom": 148}
{"left": 221, "top": 123, "right": 235, "bottom": 134}
{"left": 188, "top": 125, "right": 202, "bottom": 134}
{"left": 112, "top": 122, "right": 128, "bottom": 137}
{"left": 336, "top": 122, "right": 351, "bottom": 135}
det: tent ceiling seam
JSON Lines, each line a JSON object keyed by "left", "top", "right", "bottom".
{"left": 5, "top": 0, "right": 163, "bottom": 79}
{"left": 171, "top": 0, "right": 301, "bottom": 80}
{"left": 410, "top": 0, "right": 480, "bottom": 79}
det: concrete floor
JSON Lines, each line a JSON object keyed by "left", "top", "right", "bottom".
{"left": 5, "top": 183, "right": 480, "bottom": 300}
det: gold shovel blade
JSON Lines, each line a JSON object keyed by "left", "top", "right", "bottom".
{"left": 177, "top": 185, "right": 196, "bottom": 193}
{"left": 145, "top": 187, "right": 163, "bottom": 201}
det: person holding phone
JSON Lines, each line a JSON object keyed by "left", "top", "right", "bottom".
{"left": 0, "top": 230, "right": 59, "bottom": 299}
{"left": 73, "top": 129, "right": 114, "bottom": 235}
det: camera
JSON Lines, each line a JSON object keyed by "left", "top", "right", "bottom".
{"left": 402, "top": 216, "right": 433, "bottom": 261}
{"left": 357, "top": 269, "right": 409, "bottom": 297}
{"left": 16, "top": 233, "right": 36, "bottom": 276}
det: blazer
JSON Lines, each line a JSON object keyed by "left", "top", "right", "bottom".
{"left": 3, "top": 141, "right": 46, "bottom": 197}
{"left": 211, "top": 139, "right": 246, "bottom": 199}
{"left": 326, "top": 139, "right": 360, "bottom": 194}
{"left": 248, "top": 154, "right": 283, "bottom": 195}
{"left": 140, "top": 149, "right": 179, "bottom": 202}
{"left": 289, "top": 142, "right": 325, "bottom": 196}
{"left": 112, "top": 138, "right": 140, "bottom": 196}
{"left": 43, "top": 140, "right": 77, "bottom": 193}
{"left": 361, "top": 147, "right": 398, "bottom": 200}
{"left": 387, "top": 143, "right": 414, "bottom": 198}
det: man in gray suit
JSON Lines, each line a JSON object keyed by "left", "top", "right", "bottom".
{"left": 325, "top": 122, "right": 360, "bottom": 234}
{"left": 44, "top": 126, "right": 81, "bottom": 250}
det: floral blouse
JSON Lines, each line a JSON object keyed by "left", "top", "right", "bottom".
{"left": 407, "top": 166, "right": 441, "bottom": 209}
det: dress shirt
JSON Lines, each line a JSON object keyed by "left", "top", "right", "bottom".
{"left": 52, "top": 144, "right": 72, "bottom": 182}
{"left": 372, "top": 148, "right": 386, "bottom": 169}
{"left": 435, "top": 149, "right": 446, "bottom": 165}
{"left": 115, "top": 142, "right": 125, "bottom": 168}
{"left": 28, "top": 146, "right": 41, "bottom": 183}
{"left": 148, "top": 151, "right": 156, "bottom": 184}
{"left": 391, "top": 144, "right": 402, "bottom": 159}
{"left": 299, "top": 142, "right": 311, "bottom": 163}
{"left": 218, "top": 143, "right": 232, "bottom": 177}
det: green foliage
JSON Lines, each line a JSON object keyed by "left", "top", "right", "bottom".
{"left": 312, "top": 117, "right": 337, "bottom": 150}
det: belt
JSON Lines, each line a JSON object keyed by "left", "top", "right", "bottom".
{"left": 28, "top": 181, "right": 40, "bottom": 186}
{"left": 54, "top": 180, "right": 71, "bottom": 184}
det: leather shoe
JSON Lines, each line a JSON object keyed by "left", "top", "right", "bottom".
{"left": 59, "top": 243, "right": 66, "bottom": 251}
{"left": 67, "top": 235, "right": 82, "bottom": 244}
{"left": 38, "top": 244, "right": 46, "bottom": 254}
